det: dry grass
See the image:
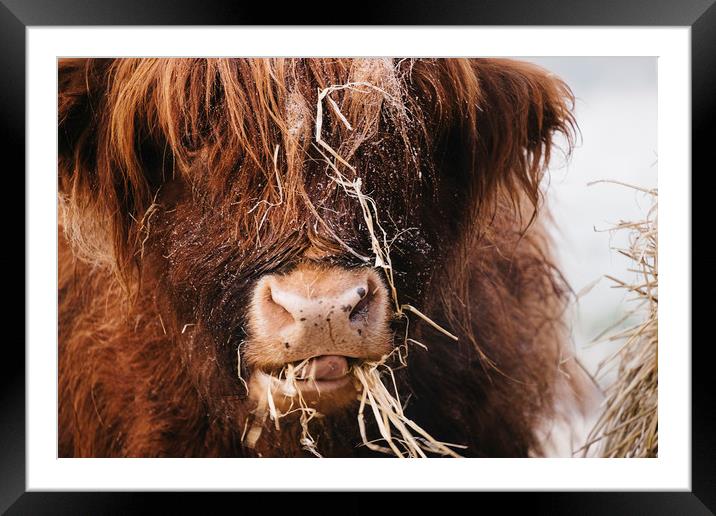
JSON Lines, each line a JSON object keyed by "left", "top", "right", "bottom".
{"left": 243, "top": 359, "right": 323, "bottom": 457}
{"left": 312, "top": 82, "right": 459, "bottom": 339}
{"left": 580, "top": 182, "right": 658, "bottom": 458}
{"left": 353, "top": 358, "right": 465, "bottom": 457}
{"left": 244, "top": 356, "right": 466, "bottom": 458}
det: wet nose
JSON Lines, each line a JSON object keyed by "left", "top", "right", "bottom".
{"left": 246, "top": 265, "right": 392, "bottom": 368}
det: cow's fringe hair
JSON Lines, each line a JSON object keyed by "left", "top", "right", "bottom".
{"left": 59, "top": 58, "right": 575, "bottom": 288}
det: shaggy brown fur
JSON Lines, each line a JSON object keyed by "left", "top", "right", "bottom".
{"left": 58, "top": 57, "right": 595, "bottom": 457}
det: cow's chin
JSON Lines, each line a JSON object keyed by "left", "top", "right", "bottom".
{"left": 247, "top": 358, "right": 362, "bottom": 415}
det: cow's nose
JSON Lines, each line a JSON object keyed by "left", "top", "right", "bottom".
{"left": 246, "top": 265, "right": 392, "bottom": 369}
{"left": 269, "top": 281, "right": 369, "bottom": 324}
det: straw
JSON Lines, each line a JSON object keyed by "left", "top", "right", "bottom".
{"left": 580, "top": 182, "right": 657, "bottom": 458}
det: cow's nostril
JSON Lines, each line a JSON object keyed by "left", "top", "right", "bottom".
{"left": 349, "top": 286, "right": 372, "bottom": 324}
{"left": 258, "top": 283, "right": 295, "bottom": 330}
{"left": 270, "top": 294, "right": 294, "bottom": 320}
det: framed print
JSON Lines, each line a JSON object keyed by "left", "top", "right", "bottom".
{"left": 9, "top": 0, "right": 711, "bottom": 512}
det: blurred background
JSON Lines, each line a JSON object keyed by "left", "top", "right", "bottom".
{"left": 521, "top": 57, "right": 657, "bottom": 388}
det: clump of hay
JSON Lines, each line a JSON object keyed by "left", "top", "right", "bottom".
{"left": 245, "top": 355, "right": 465, "bottom": 458}
{"left": 243, "top": 80, "right": 464, "bottom": 458}
{"left": 352, "top": 357, "right": 465, "bottom": 457}
{"left": 244, "top": 359, "right": 324, "bottom": 457}
{"left": 581, "top": 182, "right": 657, "bottom": 458}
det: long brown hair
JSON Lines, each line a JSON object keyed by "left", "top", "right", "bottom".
{"left": 59, "top": 58, "right": 574, "bottom": 280}
{"left": 58, "top": 58, "right": 584, "bottom": 457}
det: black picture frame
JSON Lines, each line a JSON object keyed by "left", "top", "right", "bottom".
{"left": 8, "top": 1, "right": 710, "bottom": 513}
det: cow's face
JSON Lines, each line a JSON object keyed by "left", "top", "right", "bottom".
{"left": 58, "top": 57, "right": 574, "bottom": 453}
{"left": 148, "top": 172, "right": 410, "bottom": 419}
{"left": 144, "top": 121, "right": 442, "bottom": 421}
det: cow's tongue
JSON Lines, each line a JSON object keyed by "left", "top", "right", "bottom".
{"left": 303, "top": 355, "right": 349, "bottom": 381}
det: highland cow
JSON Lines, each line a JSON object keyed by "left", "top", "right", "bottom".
{"left": 58, "top": 57, "right": 601, "bottom": 458}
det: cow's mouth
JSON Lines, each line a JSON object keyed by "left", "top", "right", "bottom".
{"left": 275, "top": 354, "right": 355, "bottom": 390}
{"left": 247, "top": 355, "right": 363, "bottom": 414}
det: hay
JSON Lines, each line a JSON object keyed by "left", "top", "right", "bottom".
{"left": 244, "top": 79, "right": 464, "bottom": 458}
{"left": 353, "top": 356, "right": 465, "bottom": 458}
{"left": 314, "top": 82, "right": 462, "bottom": 456}
{"left": 580, "top": 182, "right": 657, "bottom": 458}
{"left": 313, "top": 82, "right": 458, "bottom": 334}
{"left": 244, "top": 356, "right": 466, "bottom": 458}
{"left": 244, "top": 359, "right": 325, "bottom": 456}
